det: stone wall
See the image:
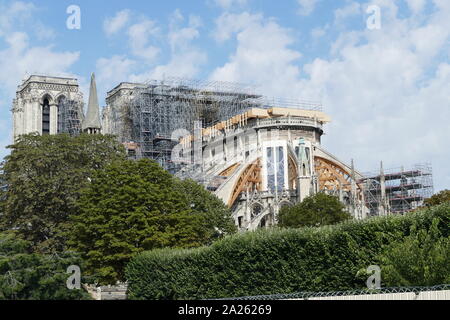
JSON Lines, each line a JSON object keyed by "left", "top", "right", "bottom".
{"left": 83, "top": 283, "right": 128, "bottom": 300}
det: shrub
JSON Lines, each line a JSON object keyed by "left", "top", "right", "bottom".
{"left": 376, "top": 218, "right": 449, "bottom": 286}
{"left": 0, "top": 232, "right": 91, "bottom": 300}
{"left": 125, "top": 203, "right": 449, "bottom": 299}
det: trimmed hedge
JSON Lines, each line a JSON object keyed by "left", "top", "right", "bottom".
{"left": 125, "top": 204, "right": 449, "bottom": 300}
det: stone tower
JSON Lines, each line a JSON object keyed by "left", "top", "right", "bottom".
{"left": 12, "top": 75, "right": 84, "bottom": 140}
{"left": 82, "top": 73, "right": 102, "bottom": 134}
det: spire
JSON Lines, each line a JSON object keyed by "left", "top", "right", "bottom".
{"left": 82, "top": 73, "right": 101, "bottom": 134}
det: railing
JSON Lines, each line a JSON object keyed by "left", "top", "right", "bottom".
{"left": 216, "top": 284, "right": 450, "bottom": 300}
{"left": 255, "top": 117, "right": 322, "bottom": 129}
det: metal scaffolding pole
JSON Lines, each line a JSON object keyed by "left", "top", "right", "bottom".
{"left": 360, "top": 163, "right": 434, "bottom": 216}
{"left": 122, "top": 77, "right": 322, "bottom": 172}
{"left": 57, "top": 97, "right": 83, "bottom": 136}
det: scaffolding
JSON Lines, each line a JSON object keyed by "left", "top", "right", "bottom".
{"left": 125, "top": 77, "right": 322, "bottom": 171}
{"left": 360, "top": 163, "right": 434, "bottom": 215}
{"left": 57, "top": 98, "right": 83, "bottom": 136}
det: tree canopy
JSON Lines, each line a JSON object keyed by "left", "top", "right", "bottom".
{"left": 425, "top": 189, "right": 450, "bottom": 207}
{"left": 377, "top": 218, "right": 450, "bottom": 287}
{"left": 68, "top": 159, "right": 236, "bottom": 284}
{"left": 0, "top": 231, "right": 90, "bottom": 300}
{"left": 173, "top": 178, "right": 237, "bottom": 243}
{"left": 278, "top": 192, "right": 351, "bottom": 228}
{"left": 0, "top": 133, "right": 126, "bottom": 253}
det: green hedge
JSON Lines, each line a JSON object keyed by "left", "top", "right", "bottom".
{"left": 125, "top": 204, "right": 449, "bottom": 300}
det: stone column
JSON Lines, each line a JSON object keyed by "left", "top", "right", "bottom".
{"left": 15, "top": 100, "right": 24, "bottom": 139}
{"left": 36, "top": 101, "right": 42, "bottom": 135}
{"left": 26, "top": 99, "right": 33, "bottom": 135}
{"left": 32, "top": 99, "right": 40, "bottom": 133}
{"left": 50, "top": 103, "right": 58, "bottom": 134}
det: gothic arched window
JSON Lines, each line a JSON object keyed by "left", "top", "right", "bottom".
{"left": 42, "top": 98, "right": 50, "bottom": 135}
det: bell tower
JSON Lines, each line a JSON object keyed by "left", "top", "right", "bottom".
{"left": 12, "top": 75, "right": 84, "bottom": 140}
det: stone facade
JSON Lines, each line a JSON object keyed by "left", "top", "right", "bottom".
{"left": 175, "top": 109, "right": 368, "bottom": 231}
{"left": 12, "top": 75, "right": 84, "bottom": 140}
{"left": 83, "top": 283, "right": 128, "bottom": 300}
{"left": 102, "top": 82, "right": 146, "bottom": 142}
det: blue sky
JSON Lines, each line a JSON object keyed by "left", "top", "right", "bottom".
{"left": 0, "top": 0, "right": 449, "bottom": 191}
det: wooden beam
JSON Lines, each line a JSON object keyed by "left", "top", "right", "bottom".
{"left": 228, "top": 159, "right": 262, "bottom": 207}
{"left": 219, "top": 162, "right": 241, "bottom": 177}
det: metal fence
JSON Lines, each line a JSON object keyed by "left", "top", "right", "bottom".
{"left": 220, "top": 284, "right": 450, "bottom": 300}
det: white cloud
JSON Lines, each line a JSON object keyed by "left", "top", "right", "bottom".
{"left": 211, "top": 12, "right": 301, "bottom": 97}
{"left": 297, "top": 0, "right": 319, "bottom": 16}
{"left": 130, "top": 10, "right": 207, "bottom": 81}
{"left": 310, "top": 24, "right": 329, "bottom": 39}
{"left": 97, "top": 10, "right": 207, "bottom": 84}
{"left": 405, "top": 0, "right": 426, "bottom": 14}
{"left": 101, "top": 12, "right": 162, "bottom": 72}
{"left": 136, "top": 50, "right": 207, "bottom": 81}
{"left": 34, "top": 21, "right": 56, "bottom": 40}
{"left": 334, "top": 2, "right": 361, "bottom": 25}
{"left": 214, "top": 0, "right": 248, "bottom": 10}
{"left": 0, "top": 3, "right": 79, "bottom": 95}
{"left": 296, "top": 1, "right": 450, "bottom": 190}
{"left": 213, "top": 11, "right": 262, "bottom": 42}
{"left": 0, "top": 1, "right": 56, "bottom": 41}
{"left": 96, "top": 55, "right": 137, "bottom": 95}
{"left": 168, "top": 11, "right": 201, "bottom": 51}
{"left": 0, "top": 32, "right": 80, "bottom": 94}
{"left": 103, "top": 9, "right": 131, "bottom": 36}
{"left": 0, "top": 1, "right": 35, "bottom": 36}
{"left": 127, "top": 19, "right": 160, "bottom": 61}
{"left": 210, "top": 2, "right": 450, "bottom": 191}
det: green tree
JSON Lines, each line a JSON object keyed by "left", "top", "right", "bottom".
{"left": 0, "top": 133, "right": 126, "bottom": 253}
{"left": 377, "top": 218, "right": 450, "bottom": 287}
{"left": 0, "top": 162, "right": 6, "bottom": 217}
{"left": 278, "top": 193, "right": 351, "bottom": 228}
{"left": 174, "top": 178, "right": 237, "bottom": 244}
{"left": 425, "top": 190, "right": 450, "bottom": 207}
{"left": 0, "top": 231, "right": 91, "bottom": 300}
{"left": 68, "top": 159, "right": 236, "bottom": 284}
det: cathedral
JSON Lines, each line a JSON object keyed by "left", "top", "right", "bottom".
{"left": 12, "top": 73, "right": 101, "bottom": 139}
{"left": 12, "top": 75, "right": 432, "bottom": 231}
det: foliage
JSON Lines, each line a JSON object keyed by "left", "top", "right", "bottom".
{"left": 0, "top": 232, "right": 91, "bottom": 300}
{"left": 376, "top": 218, "right": 450, "bottom": 287}
{"left": 0, "top": 133, "right": 126, "bottom": 253}
{"left": 68, "top": 159, "right": 236, "bottom": 284}
{"left": 173, "top": 178, "right": 237, "bottom": 244}
{"left": 125, "top": 203, "right": 449, "bottom": 300}
{"left": 278, "top": 192, "right": 351, "bottom": 228}
{"left": 425, "top": 189, "right": 450, "bottom": 207}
